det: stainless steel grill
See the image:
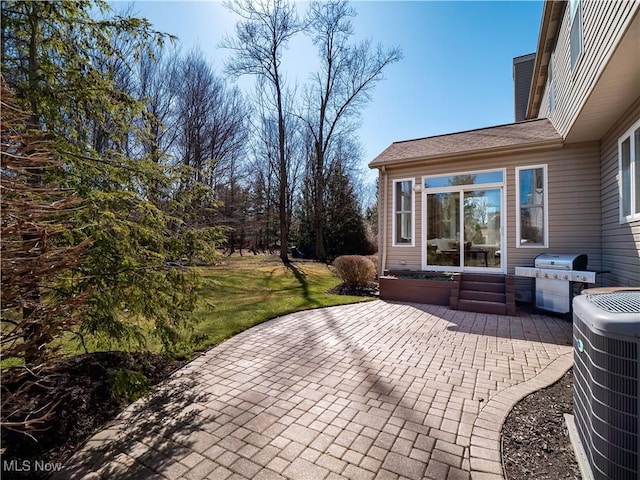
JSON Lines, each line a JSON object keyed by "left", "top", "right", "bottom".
{"left": 534, "top": 253, "right": 587, "bottom": 270}
{"left": 515, "top": 253, "right": 594, "bottom": 314}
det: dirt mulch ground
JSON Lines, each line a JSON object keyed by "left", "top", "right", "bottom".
{"left": 502, "top": 368, "right": 581, "bottom": 479}
{"left": 326, "top": 282, "right": 379, "bottom": 297}
{"left": 1, "top": 352, "right": 186, "bottom": 480}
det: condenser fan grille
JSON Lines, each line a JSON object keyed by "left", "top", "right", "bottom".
{"left": 587, "top": 291, "right": 640, "bottom": 313}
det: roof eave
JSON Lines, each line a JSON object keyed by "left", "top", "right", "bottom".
{"left": 526, "top": 1, "right": 566, "bottom": 120}
{"left": 368, "top": 137, "right": 563, "bottom": 169}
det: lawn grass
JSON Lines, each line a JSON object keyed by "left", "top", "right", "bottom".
{"left": 39, "top": 255, "right": 372, "bottom": 361}
{"left": 2, "top": 255, "right": 373, "bottom": 367}
{"left": 182, "top": 256, "right": 372, "bottom": 356}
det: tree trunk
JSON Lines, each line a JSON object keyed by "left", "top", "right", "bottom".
{"left": 275, "top": 66, "right": 289, "bottom": 262}
{"left": 22, "top": 3, "right": 46, "bottom": 365}
{"left": 279, "top": 181, "right": 288, "bottom": 261}
{"left": 314, "top": 184, "right": 326, "bottom": 262}
{"left": 314, "top": 142, "right": 326, "bottom": 262}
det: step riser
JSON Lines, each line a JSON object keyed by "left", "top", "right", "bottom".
{"left": 460, "top": 281, "right": 505, "bottom": 293}
{"left": 460, "top": 273, "right": 506, "bottom": 283}
{"left": 458, "top": 300, "right": 507, "bottom": 315}
{"left": 460, "top": 291, "right": 506, "bottom": 303}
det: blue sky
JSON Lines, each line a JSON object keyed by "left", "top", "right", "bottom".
{"left": 128, "top": 1, "right": 543, "bottom": 182}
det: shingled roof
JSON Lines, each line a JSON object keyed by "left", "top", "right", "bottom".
{"left": 369, "top": 118, "right": 561, "bottom": 168}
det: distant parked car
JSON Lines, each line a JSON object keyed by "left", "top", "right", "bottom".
{"left": 289, "top": 246, "right": 304, "bottom": 258}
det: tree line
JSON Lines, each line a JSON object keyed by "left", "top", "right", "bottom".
{"left": 0, "top": 0, "right": 398, "bottom": 372}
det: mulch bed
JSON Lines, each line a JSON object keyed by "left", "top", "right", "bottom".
{"left": 326, "top": 282, "right": 379, "bottom": 297}
{"left": 1, "top": 352, "right": 186, "bottom": 480}
{"left": 501, "top": 368, "right": 581, "bottom": 479}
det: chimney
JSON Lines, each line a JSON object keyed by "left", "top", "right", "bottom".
{"left": 513, "top": 53, "right": 536, "bottom": 122}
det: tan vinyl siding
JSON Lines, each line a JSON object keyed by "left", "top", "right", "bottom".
{"left": 542, "top": 1, "right": 638, "bottom": 137}
{"left": 507, "top": 144, "right": 601, "bottom": 273}
{"left": 538, "top": 74, "right": 552, "bottom": 120}
{"left": 381, "top": 143, "right": 602, "bottom": 276}
{"left": 600, "top": 99, "right": 640, "bottom": 287}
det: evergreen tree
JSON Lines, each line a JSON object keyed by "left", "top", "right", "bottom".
{"left": 323, "top": 163, "right": 368, "bottom": 260}
{"left": 1, "top": 0, "right": 223, "bottom": 354}
{"left": 1, "top": 82, "right": 89, "bottom": 365}
{"left": 292, "top": 173, "right": 316, "bottom": 258}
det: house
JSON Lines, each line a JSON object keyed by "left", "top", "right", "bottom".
{"left": 370, "top": 0, "right": 640, "bottom": 307}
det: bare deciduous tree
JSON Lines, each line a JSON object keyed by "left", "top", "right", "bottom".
{"left": 175, "top": 50, "right": 217, "bottom": 189}
{"left": 302, "top": 0, "right": 401, "bottom": 261}
{"left": 249, "top": 86, "right": 301, "bottom": 253}
{"left": 174, "top": 49, "right": 249, "bottom": 190}
{"left": 222, "top": 0, "right": 302, "bottom": 262}
{"left": 136, "top": 43, "right": 181, "bottom": 164}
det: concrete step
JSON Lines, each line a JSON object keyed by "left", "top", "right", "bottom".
{"left": 460, "top": 290, "right": 506, "bottom": 303}
{"left": 457, "top": 299, "right": 507, "bottom": 315}
{"left": 460, "top": 281, "right": 506, "bottom": 293}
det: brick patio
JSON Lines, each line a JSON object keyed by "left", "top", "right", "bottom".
{"left": 54, "top": 300, "right": 574, "bottom": 480}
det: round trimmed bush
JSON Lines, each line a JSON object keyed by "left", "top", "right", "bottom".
{"left": 332, "top": 255, "right": 376, "bottom": 286}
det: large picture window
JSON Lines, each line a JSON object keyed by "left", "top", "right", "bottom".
{"left": 619, "top": 119, "right": 640, "bottom": 223}
{"left": 393, "top": 178, "right": 414, "bottom": 246}
{"left": 516, "top": 165, "right": 548, "bottom": 247}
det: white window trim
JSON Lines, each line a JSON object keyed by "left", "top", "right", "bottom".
{"left": 618, "top": 118, "right": 640, "bottom": 223}
{"left": 392, "top": 177, "right": 415, "bottom": 247}
{"left": 516, "top": 164, "right": 549, "bottom": 248}
{"left": 569, "top": 0, "right": 583, "bottom": 70}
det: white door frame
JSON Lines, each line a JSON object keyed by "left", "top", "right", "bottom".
{"left": 420, "top": 170, "right": 506, "bottom": 273}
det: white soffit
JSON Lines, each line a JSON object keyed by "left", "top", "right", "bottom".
{"left": 566, "top": 11, "right": 640, "bottom": 143}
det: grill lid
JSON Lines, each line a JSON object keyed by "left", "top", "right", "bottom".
{"left": 534, "top": 253, "right": 588, "bottom": 270}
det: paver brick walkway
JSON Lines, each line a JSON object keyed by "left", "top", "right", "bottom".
{"left": 55, "top": 300, "right": 574, "bottom": 480}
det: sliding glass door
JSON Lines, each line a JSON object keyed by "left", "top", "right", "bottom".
{"left": 424, "top": 170, "right": 504, "bottom": 271}
{"left": 463, "top": 189, "right": 501, "bottom": 269}
{"left": 426, "top": 192, "right": 460, "bottom": 267}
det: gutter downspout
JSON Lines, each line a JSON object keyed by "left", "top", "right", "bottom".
{"left": 380, "top": 166, "right": 387, "bottom": 276}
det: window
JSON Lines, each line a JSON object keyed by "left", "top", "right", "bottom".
{"left": 393, "top": 178, "right": 414, "bottom": 246}
{"left": 569, "top": 0, "right": 583, "bottom": 69}
{"left": 516, "top": 165, "right": 548, "bottom": 247}
{"left": 423, "top": 170, "right": 503, "bottom": 189}
{"left": 619, "top": 119, "right": 640, "bottom": 223}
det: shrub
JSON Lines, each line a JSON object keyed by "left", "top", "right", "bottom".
{"left": 108, "top": 368, "right": 150, "bottom": 403}
{"left": 332, "top": 255, "right": 376, "bottom": 286}
{"left": 366, "top": 255, "right": 379, "bottom": 277}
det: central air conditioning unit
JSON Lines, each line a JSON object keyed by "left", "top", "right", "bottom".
{"left": 573, "top": 290, "right": 640, "bottom": 480}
